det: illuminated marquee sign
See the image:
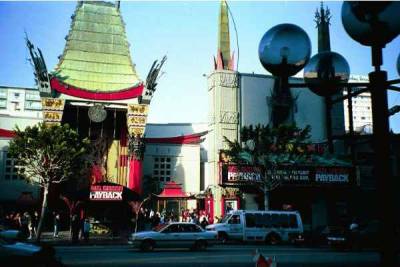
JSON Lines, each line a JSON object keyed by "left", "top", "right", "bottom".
{"left": 89, "top": 185, "right": 123, "bottom": 201}
{"left": 220, "top": 164, "right": 355, "bottom": 186}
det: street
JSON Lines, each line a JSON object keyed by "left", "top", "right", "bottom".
{"left": 55, "top": 245, "right": 381, "bottom": 267}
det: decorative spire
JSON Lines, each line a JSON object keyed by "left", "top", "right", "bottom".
{"left": 315, "top": 1, "right": 331, "bottom": 52}
{"left": 214, "top": 0, "right": 234, "bottom": 71}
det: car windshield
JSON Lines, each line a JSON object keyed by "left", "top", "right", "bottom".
{"left": 152, "top": 224, "right": 168, "bottom": 232}
{"left": 220, "top": 214, "right": 232, "bottom": 223}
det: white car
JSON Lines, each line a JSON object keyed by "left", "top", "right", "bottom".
{"left": 129, "top": 222, "right": 218, "bottom": 251}
{"left": 0, "top": 237, "right": 58, "bottom": 266}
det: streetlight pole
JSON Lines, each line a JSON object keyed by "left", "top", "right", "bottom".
{"left": 258, "top": 2, "right": 400, "bottom": 266}
{"left": 368, "top": 51, "right": 395, "bottom": 265}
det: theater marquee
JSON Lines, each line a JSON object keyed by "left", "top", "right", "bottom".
{"left": 89, "top": 185, "right": 123, "bottom": 201}
{"left": 220, "top": 164, "right": 355, "bottom": 187}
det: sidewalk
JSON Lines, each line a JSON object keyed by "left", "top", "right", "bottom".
{"left": 32, "top": 231, "right": 129, "bottom": 246}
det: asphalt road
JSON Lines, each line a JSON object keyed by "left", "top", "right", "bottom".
{"left": 55, "top": 245, "right": 382, "bottom": 267}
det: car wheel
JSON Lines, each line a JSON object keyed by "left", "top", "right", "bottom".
{"left": 141, "top": 240, "right": 154, "bottom": 252}
{"left": 194, "top": 240, "right": 207, "bottom": 251}
{"left": 266, "top": 233, "right": 281, "bottom": 245}
{"left": 218, "top": 232, "right": 228, "bottom": 243}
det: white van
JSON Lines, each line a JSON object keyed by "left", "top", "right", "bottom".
{"left": 206, "top": 210, "right": 303, "bottom": 244}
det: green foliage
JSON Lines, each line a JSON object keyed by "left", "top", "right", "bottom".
{"left": 224, "top": 123, "right": 352, "bottom": 170}
{"left": 8, "top": 123, "right": 90, "bottom": 187}
{"left": 224, "top": 124, "right": 313, "bottom": 168}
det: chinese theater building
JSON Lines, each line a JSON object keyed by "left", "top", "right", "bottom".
{"left": 27, "top": 1, "right": 160, "bottom": 195}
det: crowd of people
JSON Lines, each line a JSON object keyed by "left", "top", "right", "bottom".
{"left": 134, "top": 208, "right": 211, "bottom": 231}
{"left": 1, "top": 211, "right": 39, "bottom": 239}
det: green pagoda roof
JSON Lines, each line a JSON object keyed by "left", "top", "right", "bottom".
{"left": 53, "top": 1, "right": 141, "bottom": 93}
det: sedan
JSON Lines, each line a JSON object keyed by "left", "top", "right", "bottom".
{"left": 0, "top": 237, "right": 61, "bottom": 267}
{"left": 129, "top": 222, "right": 218, "bottom": 251}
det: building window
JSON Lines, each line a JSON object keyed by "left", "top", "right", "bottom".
{"left": 153, "top": 156, "right": 172, "bottom": 182}
{"left": 4, "top": 152, "right": 22, "bottom": 180}
{"left": 25, "top": 100, "right": 42, "bottom": 110}
{"left": 0, "top": 89, "right": 7, "bottom": 99}
{"left": 0, "top": 99, "right": 6, "bottom": 109}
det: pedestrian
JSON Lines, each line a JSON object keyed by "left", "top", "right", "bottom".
{"left": 200, "top": 217, "right": 209, "bottom": 229}
{"left": 31, "top": 211, "right": 39, "bottom": 238}
{"left": 151, "top": 212, "right": 161, "bottom": 228}
{"left": 53, "top": 212, "right": 60, "bottom": 238}
{"left": 83, "top": 218, "right": 91, "bottom": 243}
{"left": 71, "top": 214, "right": 80, "bottom": 244}
{"left": 21, "top": 212, "right": 31, "bottom": 239}
{"left": 348, "top": 218, "right": 359, "bottom": 249}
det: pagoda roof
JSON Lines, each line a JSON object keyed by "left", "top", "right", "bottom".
{"left": 52, "top": 1, "right": 143, "bottom": 100}
{"left": 156, "top": 182, "right": 191, "bottom": 199}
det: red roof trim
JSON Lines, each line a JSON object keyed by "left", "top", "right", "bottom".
{"left": 50, "top": 77, "right": 144, "bottom": 101}
{"left": 145, "top": 132, "right": 207, "bottom": 145}
{"left": 0, "top": 129, "right": 15, "bottom": 138}
{"left": 157, "top": 181, "right": 189, "bottom": 198}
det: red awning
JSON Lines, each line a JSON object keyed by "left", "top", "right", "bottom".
{"left": 0, "top": 128, "right": 15, "bottom": 138}
{"left": 50, "top": 77, "right": 144, "bottom": 101}
{"left": 145, "top": 131, "right": 207, "bottom": 145}
{"left": 157, "top": 181, "right": 190, "bottom": 198}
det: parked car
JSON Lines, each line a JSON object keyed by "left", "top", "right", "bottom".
{"left": 0, "top": 237, "right": 61, "bottom": 267}
{"left": 323, "top": 221, "right": 387, "bottom": 250}
{"left": 128, "top": 222, "right": 218, "bottom": 251}
{"left": 0, "top": 229, "right": 25, "bottom": 242}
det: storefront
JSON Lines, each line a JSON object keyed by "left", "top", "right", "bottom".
{"left": 219, "top": 163, "right": 357, "bottom": 230}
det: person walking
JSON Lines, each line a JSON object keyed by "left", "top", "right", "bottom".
{"left": 21, "top": 212, "right": 31, "bottom": 239}
{"left": 200, "top": 217, "right": 209, "bottom": 229}
{"left": 83, "top": 218, "right": 91, "bottom": 243}
{"left": 53, "top": 212, "right": 60, "bottom": 238}
{"left": 71, "top": 214, "right": 80, "bottom": 244}
{"left": 31, "top": 211, "right": 39, "bottom": 238}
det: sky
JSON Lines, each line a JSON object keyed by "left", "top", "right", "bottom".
{"left": 0, "top": 1, "right": 399, "bottom": 132}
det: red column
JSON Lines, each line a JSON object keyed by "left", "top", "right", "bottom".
{"left": 205, "top": 195, "right": 214, "bottom": 224}
{"left": 128, "top": 158, "right": 142, "bottom": 194}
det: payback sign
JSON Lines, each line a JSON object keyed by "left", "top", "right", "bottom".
{"left": 89, "top": 185, "right": 123, "bottom": 201}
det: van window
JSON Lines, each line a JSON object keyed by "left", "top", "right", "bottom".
{"left": 271, "top": 214, "right": 280, "bottom": 228}
{"left": 279, "top": 214, "right": 289, "bottom": 228}
{"left": 289, "top": 214, "right": 298, "bottom": 228}
{"left": 260, "top": 213, "right": 272, "bottom": 228}
{"left": 229, "top": 215, "right": 240, "bottom": 224}
{"left": 245, "top": 213, "right": 256, "bottom": 228}
{"left": 255, "top": 214, "right": 265, "bottom": 228}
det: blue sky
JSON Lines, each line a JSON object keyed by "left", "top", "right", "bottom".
{"left": 0, "top": 1, "right": 399, "bottom": 132}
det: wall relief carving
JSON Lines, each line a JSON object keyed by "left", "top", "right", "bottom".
{"left": 219, "top": 111, "right": 238, "bottom": 124}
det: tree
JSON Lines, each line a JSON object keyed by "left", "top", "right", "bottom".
{"left": 9, "top": 123, "right": 90, "bottom": 241}
{"left": 223, "top": 124, "right": 314, "bottom": 210}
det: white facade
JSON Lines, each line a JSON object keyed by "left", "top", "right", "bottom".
{"left": 0, "top": 86, "right": 42, "bottom": 202}
{"left": 343, "top": 75, "right": 373, "bottom": 134}
{"left": 143, "top": 123, "right": 208, "bottom": 195}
